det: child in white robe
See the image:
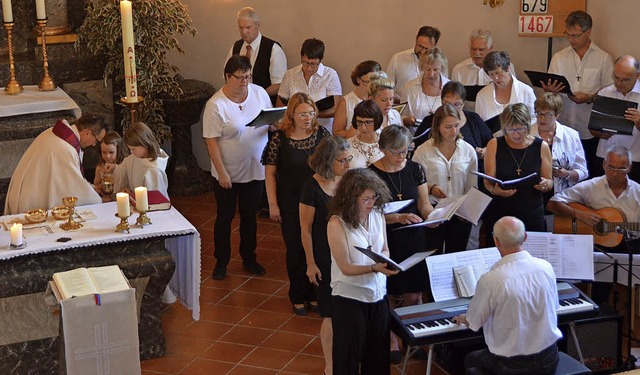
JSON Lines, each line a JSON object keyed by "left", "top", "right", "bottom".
{"left": 94, "top": 131, "right": 128, "bottom": 196}
{"left": 110, "top": 122, "right": 170, "bottom": 197}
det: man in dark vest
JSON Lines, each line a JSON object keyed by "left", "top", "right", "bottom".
{"left": 226, "top": 6, "right": 287, "bottom": 105}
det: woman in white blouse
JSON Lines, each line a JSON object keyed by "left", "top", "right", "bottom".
{"left": 333, "top": 60, "right": 382, "bottom": 138}
{"left": 369, "top": 72, "right": 403, "bottom": 129}
{"left": 401, "top": 47, "right": 450, "bottom": 126}
{"left": 348, "top": 100, "right": 385, "bottom": 168}
{"left": 475, "top": 51, "right": 536, "bottom": 133}
{"left": 412, "top": 103, "right": 478, "bottom": 252}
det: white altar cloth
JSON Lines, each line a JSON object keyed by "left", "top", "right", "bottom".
{"left": 0, "top": 85, "right": 81, "bottom": 118}
{"left": 0, "top": 202, "right": 201, "bottom": 320}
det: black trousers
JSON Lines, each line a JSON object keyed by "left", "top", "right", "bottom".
{"left": 281, "top": 207, "right": 316, "bottom": 305}
{"left": 212, "top": 178, "right": 263, "bottom": 265}
{"left": 332, "top": 295, "right": 390, "bottom": 375}
{"left": 582, "top": 137, "right": 604, "bottom": 178}
{"left": 465, "top": 342, "right": 559, "bottom": 375}
{"left": 425, "top": 216, "right": 473, "bottom": 253}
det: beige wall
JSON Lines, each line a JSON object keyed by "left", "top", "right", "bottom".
{"left": 167, "top": 0, "right": 637, "bottom": 93}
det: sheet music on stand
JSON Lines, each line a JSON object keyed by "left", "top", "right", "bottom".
{"left": 522, "top": 232, "right": 594, "bottom": 280}
{"left": 594, "top": 252, "right": 640, "bottom": 286}
{"left": 426, "top": 247, "right": 501, "bottom": 302}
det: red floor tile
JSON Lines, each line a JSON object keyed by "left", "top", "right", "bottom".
{"left": 240, "top": 347, "right": 297, "bottom": 370}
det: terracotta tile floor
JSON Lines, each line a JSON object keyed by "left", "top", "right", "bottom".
{"left": 141, "top": 192, "right": 447, "bottom": 375}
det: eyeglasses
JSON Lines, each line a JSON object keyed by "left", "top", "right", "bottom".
{"left": 230, "top": 73, "right": 252, "bottom": 82}
{"left": 361, "top": 194, "right": 379, "bottom": 204}
{"left": 612, "top": 74, "right": 636, "bottom": 84}
{"left": 535, "top": 112, "right": 555, "bottom": 119}
{"left": 504, "top": 127, "right": 527, "bottom": 134}
{"left": 605, "top": 164, "right": 630, "bottom": 173}
{"left": 295, "top": 111, "right": 317, "bottom": 119}
{"left": 335, "top": 155, "right": 353, "bottom": 165}
{"left": 444, "top": 101, "right": 464, "bottom": 109}
{"left": 564, "top": 29, "right": 590, "bottom": 39}
{"left": 356, "top": 120, "right": 375, "bottom": 127}
{"left": 386, "top": 148, "right": 413, "bottom": 157}
{"left": 359, "top": 77, "right": 371, "bottom": 85}
{"left": 301, "top": 60, "right": 320, "bottom": 68}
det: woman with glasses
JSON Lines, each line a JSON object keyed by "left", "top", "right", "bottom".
{"left": 327, "top": 168, "right": 398, "bottom": 373}
{"left": 412, "top": 103, "right": 478, "bottom": 253}
{"left": 299, "top": 136, "right": 351, "bottom": 375}
{"left": 369, "top": 72, "right": 403, "bottom": 129}
{"left": 369, "top": 125, "right": 435, "bottom": 363}
{"left": 348, "top": 100, "right": 385, "bottom": 169}
{"left": 475, "top": 51, "right": 536, "bottom": 133}
{"left": 333, "top": 60, "right": 382, "bottom": 138}
{"left": 401, "top": 47, "right": 450, "bottom": 127}
{"left": 262, "top": 92, "right": 330, "bottom": 315}
{"left": 483, "top": 103, "right": 553, "bottom": 246}
{"left": 277, "top": 38, "right": 342, "bottom": 132}
{"left": 203, "top": 55, "right": 273, "bottom": 280}
{"left": 531, "top": 93, "right": 588, "bottom": 228}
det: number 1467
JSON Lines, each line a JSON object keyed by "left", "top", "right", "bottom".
{"left": 519, "top": 15, "right": 553, "bottom": 34}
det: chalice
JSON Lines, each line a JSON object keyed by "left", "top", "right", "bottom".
{"left": 102, "top": 172, "right": 114, "bottom": 195}
{"left": 59, "top": 196, "right": 83, "bottom": 230}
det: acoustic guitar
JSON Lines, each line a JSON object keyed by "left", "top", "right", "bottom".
{"left": 553, "top": 202, "right": 640, "bottom": 247}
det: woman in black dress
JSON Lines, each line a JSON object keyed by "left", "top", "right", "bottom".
{"left": 262, "top": 92, "right": 330, "bottom": 314}
{"left": 300, "top": 136, "right": 351, "bottom": 375}
{"left": 483, "top": 103, "right": 553, "bottom": 246}
{"left": 369, "top": 125, "right": 435, "bottom": 362}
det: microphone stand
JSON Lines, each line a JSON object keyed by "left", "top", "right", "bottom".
{"left": 619, "top": 226, "right": 638, "bottom": 370}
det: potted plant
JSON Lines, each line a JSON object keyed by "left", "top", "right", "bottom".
{"left": 76, "top": 0, "right": 196, "bottom": 142}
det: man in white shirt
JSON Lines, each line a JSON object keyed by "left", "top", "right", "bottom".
{"left": 454, "top": 216, "right": 562, "bottom": 375}
{"left": 451, "top": 29, "right": 515, "bottom": 87}
{"left": 226, "top": 7, "right": 287, "bottom": 104}
{"left": 543, "top": 11, "right": 614, "bottom": 177}
{"left": 387, "top": 26, "right": 441, "bottom": 99}
{"left": 594, "top": 55, "right": 640, "bottom": 183}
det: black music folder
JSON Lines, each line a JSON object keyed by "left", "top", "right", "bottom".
{"left": 471, "top": 171, "right": 540, "bottom": 190}
{"left": 588, "top": 95, "right": 638, "bottom": 136}
{"left": 464, "top": 85, "right": 485, "bottom": 102}
{"left": 354, "top": 246, "right": 435, "bottom": 272}
{"left": 524, "top": 70, "right": 574, "bottom": 96}
{"left": 244, "top": 107, "right": 286, "bottom": 127}
{"left": 279, "top": 95, "right": 336, "bottom": 111}
{"left": 484, "top": 114, "right": 501, "bottom": 134}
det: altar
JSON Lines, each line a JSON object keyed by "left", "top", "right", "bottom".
{"left": 0, "top": 202, "right": 201, "bottom": 374}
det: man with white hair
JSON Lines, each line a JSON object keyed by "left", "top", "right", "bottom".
{"left": 453, "top": 216, "right": 562, "bottom": 375}
{"left": 451, "top": 29, "right": 515, "bottom": 86}
{"left": 226, "top": 6, "right": 287, "bottom": 104}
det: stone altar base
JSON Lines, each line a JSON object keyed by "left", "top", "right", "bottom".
{"left": 0, "top": 237, "right": 175, "bottom": 374}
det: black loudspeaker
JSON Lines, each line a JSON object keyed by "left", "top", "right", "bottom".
{"left": 559, "top": 309, "right": 623, "bottom": 374}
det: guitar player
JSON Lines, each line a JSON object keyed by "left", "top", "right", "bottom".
{"left": 547, "top": 145, "right": 640, "bottom": 304}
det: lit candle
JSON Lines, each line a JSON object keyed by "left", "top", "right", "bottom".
{"left": 2, "top": 0, "right": 13, "bottom": 23}
{"left": 35, "top": 0, "right": 45, "bottom": 20}
{"left": 116, "top": 192, "right": 130, "bottom": 217}
{"left": 10, "top": 223, "right": 22, "bottom": 246}
{"left": 134, "top": 186, "right": 148, "bottom": 212}
{"left": 120, "top": 0, "right": 138, "bottom": 103}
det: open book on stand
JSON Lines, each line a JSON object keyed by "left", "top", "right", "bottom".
{"left": 393, "top": 188, "right": 491, "bottom": 230}
{"left": 52, "top": 265, "right": 130, "bottom": 300}
{"left": 453, "top": 263, "right": 489, "bottom": 297}
{"left": 354, "top": 246, "right": 436, "bottom": 272}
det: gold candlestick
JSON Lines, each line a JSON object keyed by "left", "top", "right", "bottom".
{"left": 135, "top": 210, "right": 152, "bottom": 227}
{"left": 36, "top": 18, "right": 56, "bottom": 91}
{"left": 119, "top": 96, "right": 144, "bottom": 128}
{"left": 4, "top": 22, "right": 23, "bottom": 95}
{"left": 115, "top": 213, "right": 131, "bottom": 233}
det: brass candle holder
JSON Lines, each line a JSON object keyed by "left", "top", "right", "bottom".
{"left": 36, "top": 18, "right": 56, "bottom": 91}
{"left": 135, "top": 210, "right": 152, "bottom": 227}
{"left": 115, "top": 213, "right": 131, "bottom": 233}
{"left": 119, "top": 96, "right": 145, "bottom": 128}
{"left": 3, "top": 22, "right": 23, "bottom": 95}
{"left": 59, "top": 197, "right": 83, "bottom": 231}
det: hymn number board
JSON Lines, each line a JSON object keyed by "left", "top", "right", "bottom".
{"left": 518, "top": 0, "right": 586, "bottom": 37}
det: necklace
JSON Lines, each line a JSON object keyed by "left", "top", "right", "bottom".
{"left": 507, "top": 139, "right": 530, "bottom": 176}
{"left": 238, "top": 104, "right": 243, "bottom": 111}
{"left": 382, "top": 159, "right": 403, "bottom": 200}
{"left": 572, "top": 48, "right": 592, "bottom": 82}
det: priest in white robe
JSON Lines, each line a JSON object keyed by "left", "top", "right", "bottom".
{"left": 4, "top": 114, "right": 108, "bottom": 215}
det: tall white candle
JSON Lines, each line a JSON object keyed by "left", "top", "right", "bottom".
{"left": 10, "top": 223, "right": 22, "bottom": 246}
{"left": 134, "top": 186, "right": 148, "bottom": 212}
{"left": 120, "top": 0, "right": 138, "bottom": 103}
{"left": 2, "top": 0, "right": 13, "bottom": 23}
{"left": 35, "top": 0, "right": 45, "bottom": 20}
{"left": 116, "top": 192, "right": 130, "bottom": 217}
